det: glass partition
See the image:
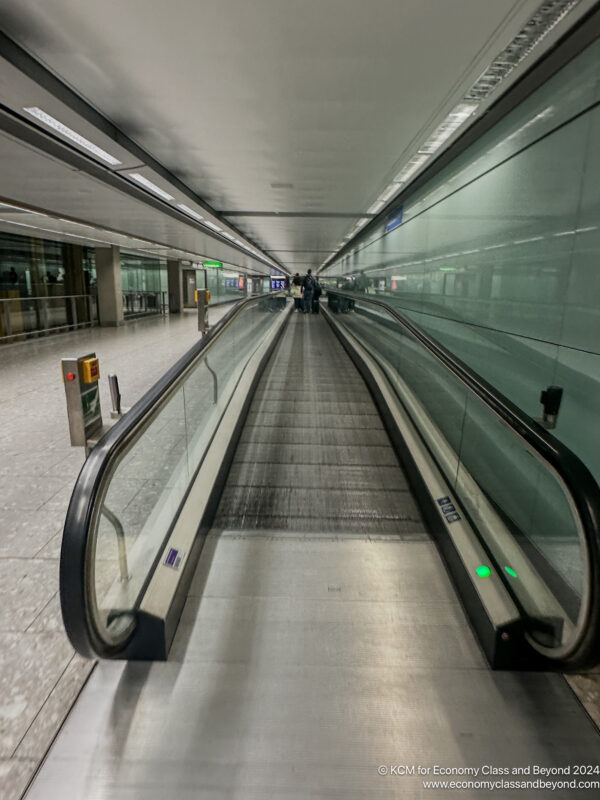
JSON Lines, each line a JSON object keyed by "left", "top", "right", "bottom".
{"left": 86, "top": 297, "right": 286, "bottom": 647}
{"left": 329, "top": 295, "right": 589, "bottom": 657}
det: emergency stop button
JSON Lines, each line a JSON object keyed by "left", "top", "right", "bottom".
{"left": 81, "top": 357, "right": 100, "bottom": 384}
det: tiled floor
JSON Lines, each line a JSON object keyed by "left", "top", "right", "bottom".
{"left": 0, "top": 306, "right": 235, "bottom": 800}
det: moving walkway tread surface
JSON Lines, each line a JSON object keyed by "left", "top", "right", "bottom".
{"left": 27, "top": 311, "right": 600, "bottom": 799}
{"left": 214, "top": 312, "right": 427, "bottom": 534}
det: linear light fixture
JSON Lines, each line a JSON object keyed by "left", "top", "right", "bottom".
{"left": 394, "top": 153, "right": 430, "bottom": 184}
{"left": 465, "top": 0, "right": 580, "bottom": 102}
{"left": 378, "top": 183, "right": 401, "bottom": 203}
{"left": 177, "top": 204, "right": 204, "bottom": 221}
{"left": 418, "top": 103, "right": 478, "bottom": 155}
{"left": 368, "top": 200, "right": 385, "bottom": 214}
{"left": 23, "top": 107, "right": 122, "bottom": 166}
{"left": 128, "top": 173, "right": 174, "bottom": 201}
{"left": 202, "top": 219, "right": 222, "bottom": 232}
{"left": 348, "top": 0, "right": 582, "bottom": 255}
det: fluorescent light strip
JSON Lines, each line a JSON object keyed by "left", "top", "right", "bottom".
{"left": 129, "top": 173, "right": 174, "bottom": 201}
{"left": 177, "top": 204, "right": 204, "bottom": 221}
{"left": 23, "top": 107, "right": 122, "bottom": 166}
{"left": 465, "top": 0, "right": 580, "bottom": 102}
{"left": 418, "top": 103, "right": 478, "bottom": 155}
{"left": 374, "top": 184, "right": 400, "bottom": 206}
{"left": 203, "top": 220, "right": 222, "bottom": 232}
{"left": 394, "top": 153, "right": 430, "bottom": 183}
{"left": 368, "top": 200, "right": 385, "bottom": 214}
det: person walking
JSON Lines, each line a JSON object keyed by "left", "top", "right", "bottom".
{"left": 302, "top": 269, "right": 316, "bottom": 314}
{"left": 291, "top": 272, "right": 303, "bottom": 311}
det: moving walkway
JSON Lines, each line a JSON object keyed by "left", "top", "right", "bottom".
{"left": 28, "top": 292, "right": 600, "bottom": 798}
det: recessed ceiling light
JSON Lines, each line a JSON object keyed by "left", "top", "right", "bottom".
{"left": 418, "top": 103, "right": 478, "bottom": 155}
{"left": 394, "top": 154, "right": 430, "bottom": 184}
{"left": 465, "top": 0, "right": 579, "bottom": 101}
{"left": 177, "top": 204, "right": 204, "bottom": 221}
{"left": 378, "top": 183, "right": 401, "bottom": 203}
{"left": 23, "top": 107, "right": 122, "bottom": 166}
{"left": 368, "top": 200, "right": 384, "bottom": 214}
{"left": 129, "top": 173, "right": 174, "bottom": 201}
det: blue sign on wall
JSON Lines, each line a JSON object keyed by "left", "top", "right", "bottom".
{"left": 385, "top": 206, "right": 403, "bottom": 233}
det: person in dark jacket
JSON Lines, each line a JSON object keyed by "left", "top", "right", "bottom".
{"left": 302, "top": 269, "right": 316, "bottom": 313}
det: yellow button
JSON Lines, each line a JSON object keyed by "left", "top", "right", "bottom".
{"left": 81, "top": 357, "right": 100, "bottom": 384}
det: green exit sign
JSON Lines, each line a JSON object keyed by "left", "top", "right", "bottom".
{"left": 203, "top": 260, "right": 223, "bottom": 269}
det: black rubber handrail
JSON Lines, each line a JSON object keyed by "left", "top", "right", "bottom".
{"left": 60, "top": 293, "right": 282, "bottom": 658}
{"left": 326, "top": 289, "right": 600, "bottom": 668}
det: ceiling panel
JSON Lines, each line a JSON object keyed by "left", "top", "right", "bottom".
{"left": 0, "top": 0, "right": 595, "bottom": 270}
{"left": 0, "top": 130, "right": 272, "bottom": 272}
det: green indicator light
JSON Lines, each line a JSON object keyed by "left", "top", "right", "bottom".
{"left": 505, "top": 566, "right": 518, "bottom": 578}
{"left": 203, "top": 260, "right": 223, "bottom": 269}
{"left": 439, "top": 266, "right": 455, "bottom": 271}
{"left": 476, "top": 565, "right": 491, "bottom": 578}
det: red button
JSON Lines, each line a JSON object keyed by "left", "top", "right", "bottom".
{"left": 66, "top": 372, "right": 76, "bottom": 381}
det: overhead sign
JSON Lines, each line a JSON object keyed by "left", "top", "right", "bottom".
{"left": 385, "top": 206, "right": 403, "bottom": 233}
{"left": 203, "top": 260, "right": 223, "bottom": 269}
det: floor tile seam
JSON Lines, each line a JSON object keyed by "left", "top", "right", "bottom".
{"left": 40, "top": 478, "right": 76, "bottom": 509}
{"left": 24, "top": 590, "right": 59, "bottom": 634}
{"left": 9, "top": 652, "right": 79, "bottom": 760}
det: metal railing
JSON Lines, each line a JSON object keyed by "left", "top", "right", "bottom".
{"left": 326, "top": 289, "right": 600, "bottom": 668}
{"left": 60, "top": 291, "right": 286, "bottom": 658}
{"left": 0, "top": 293, "right": 97, "bottom": 341}
{"left": 122, "top": 290, "right": 167, "bottom": 316}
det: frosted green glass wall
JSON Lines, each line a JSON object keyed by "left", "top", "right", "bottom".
{"left": 328, "top": 37, "right": 600, "bottom": 482}
{"left": 204, "top": 266, "right": 246, "bottom": 303}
